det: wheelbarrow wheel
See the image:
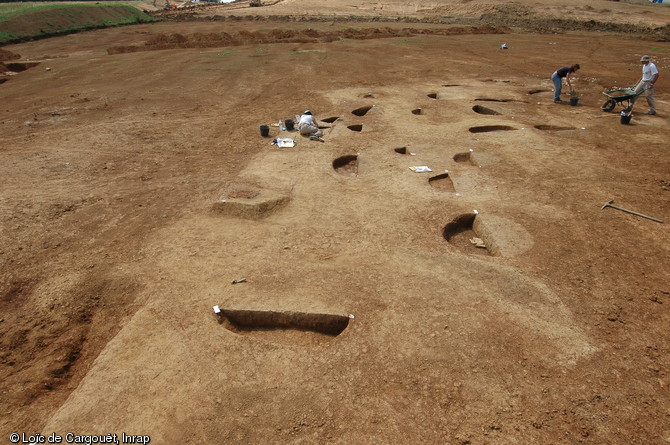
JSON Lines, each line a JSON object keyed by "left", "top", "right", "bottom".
{"left": 601, "top": 99, "right": 616, "bottom": 112}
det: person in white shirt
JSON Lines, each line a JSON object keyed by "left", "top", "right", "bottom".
{"left": 630, "top": 55, "right": 659, "bottom": 115}
{"left": 297, "top": 110, "right": 323, "bottom": 137}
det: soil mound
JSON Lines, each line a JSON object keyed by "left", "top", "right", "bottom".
{"left": 0, "top": 49, "right": 21, "bottom": 61}
{"left": 108, "top": 25, "right": 506, "bottom": 54}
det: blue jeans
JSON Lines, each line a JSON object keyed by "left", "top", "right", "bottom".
{"left": 551, "top": 72, "right": 562, "bottom": 101}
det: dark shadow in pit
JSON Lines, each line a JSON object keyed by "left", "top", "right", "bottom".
{"left": 427, "top": 93, "right": 438, "bottom": 99}
{"left": 442, "top": 84, "right": 461, "bottom": 87}
{"left": 352, "top": 106, "right": 373, "bottom": 117}
{"left": 475, "top": 98, "right": 521, "bottom": 103}
{"left": 412, "top": 108, "right": 423, "bottom": 115}
{"left": 469, "top": 125, "right": 516, "bottom": 133}
{"left": 442, "top": 213, "right": 491, "bottom": 256}
{"left": 453, "top": 152, "right": 472, "bottom": 163}
{"left": 528, "top": 89, "right": 550, "bottom": 95}
{"left": 429, "top": 173, "right": 455, "bottom": 192}
{"left": 5, "top": 62, "right": 40, "bottom": 72}
{"left": 321, "top": 116, "right": 339, "bottom": 123}
{"left": 347, "top": 124, "right": 363, "bottom": 132}
{"left": 394, "top": 147, "right": 408, "bottom": 154}
{"left": 472, "top": 105, "right": 501, "bottom": 115}
{"left": 333, "top": 155, "right": 358, "bottom": 176}
{"left": 218, "top": 309, "right": 350, "bottom": 337}
{"left": 534, "top": 125, "right": 575, "bottom": 131}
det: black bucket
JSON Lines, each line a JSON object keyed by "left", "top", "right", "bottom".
{"left": 260, "top": 125, "right": 270, "bottom": 137}
{"left": 285, "top": 119, "right": 295, "bottom": 131}
{"left": 570, "top": 97, "right": 579, "bottom": 106}
{"left": 620, "top": 114, "right": 632, "bottom": 125}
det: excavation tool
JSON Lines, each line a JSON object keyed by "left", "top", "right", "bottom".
{"left": 601, "top": 200, "right": 663, "bottom": 223}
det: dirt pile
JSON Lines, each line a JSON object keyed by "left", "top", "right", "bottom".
{"left": 108, "top": 25, "right": 506, "bottom": 53}
{"left": 0, "top": 49, "right": 21, "bottom": 61}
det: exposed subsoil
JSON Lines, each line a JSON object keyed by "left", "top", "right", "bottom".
{"left": 1, "top": 0, "right": 669, "bottom": 443}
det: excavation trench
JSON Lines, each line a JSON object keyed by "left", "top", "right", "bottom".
{"left": 351, "top": 105, "right": 373, "bottom": 116}
{"left": 429, "top": 173, "right": 456, "bottom": 192}
{"left": 534, "top": 125, "right": 575, "bottom": 131}
{"left": 472, "top": 105, "right": 501, "bottom": 115}
{"left": 469, "top": 125, "right": 516, "bottom": 133}
{"left": 212, "top": 187, "right": 290, "bottom": 219}
{"left": 347, "top": 124, "right": 363, "bottom": 132}
{"left": 333, "top": 155, "right": 358, "bottom": 176}
{"left": 5, "top": 62, "right": 40, "bottom": 72}
{"left": 453, "top": 152, "right": 471, "bottom": 163}
{"left": 443, "top": 213, "right": 497, "bottom": 256}
{"left": 321, "top": 116, "right": 339, "bottom": 123}
{"left": 475, "top": 98, "right": 517, "bottom": 103}
{"left": 218, "top": 310, "right": 350, "bottom": 342}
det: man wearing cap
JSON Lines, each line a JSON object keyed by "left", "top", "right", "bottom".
{"left": 297, "top": 110, "right": 323, "bottom": 138}
{"left": 630, "top": 55, "right": 659, "bottom": 115}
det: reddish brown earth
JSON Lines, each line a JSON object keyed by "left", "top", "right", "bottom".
{"left": 1, "top": 0, "right": 669, "bottom": 443}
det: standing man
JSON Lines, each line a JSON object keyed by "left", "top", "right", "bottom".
{"left": 551, "top": 64, "right": 580, "bottom": 104}
{"left": 630, "top": 55, "right": 659, "bottom": 115}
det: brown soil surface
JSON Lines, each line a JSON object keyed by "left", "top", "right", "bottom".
{"left": 1, "top": 0, "right": 669, "bottom": 444}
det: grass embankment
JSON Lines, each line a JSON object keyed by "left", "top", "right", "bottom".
{"left": 0, "top": 2, "right": 158, "bottom": 45}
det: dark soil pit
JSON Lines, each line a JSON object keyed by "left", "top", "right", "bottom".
{"left": 469, "top": 125, "right": 517, "bottom": 133}
{"left": 428, "top": 173, "right": 456, "bottom": 192}
{"left": 412, "top": 108, "right": 423, "bottom": 115}
{"left": 352, "top": 105, "right": 373, "bottom": 117}
{"left": 528, "top": 89, "right": 551, "bottom": 95}
{"left": 394, "top": 147, "right": 408, "bottom": 154}
{"left": 442, "top": 84, "right": 461, "bottom": 87}
{"left": 347, "top": 124, "right": 363, "bottom": 132}
{"left": 475, "top": 98, "right": 516, "bottom": 103}
{"left": 442, "top": 213, "right": 492, "bottom": 256}
{"left": 333, "top": 155, "right": 358, "bottom": 176}
{"left": 534, "top": 125, "right": 576, "bottom": 131}
{"left": 217, "top": 309, "right": 350, "bottom": 345}
{"left": 321, "top": 116, "right": 339, "bottom": 123}
{"left": 427, "top": 93, "right": 438, "bottom": 99}
{"left": 5, "top": 62, "right": 40, "bottom": 72}
{"left": 472, "top": 105, "right": 501, "bottom": 115}
{"left": 453, "top": 152, "right": 472, "bottom": 163}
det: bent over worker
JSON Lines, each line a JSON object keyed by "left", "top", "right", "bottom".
{"left": 551, "top": 64, "right": 580, "bottom": 103}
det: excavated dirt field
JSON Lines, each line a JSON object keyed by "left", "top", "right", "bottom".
{"left": 1, "top": 0, "right": 669, "bottom": 443}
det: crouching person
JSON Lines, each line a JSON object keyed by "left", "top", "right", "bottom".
{"left": 298, "top": 110, "right": 323, "bottom": 138}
